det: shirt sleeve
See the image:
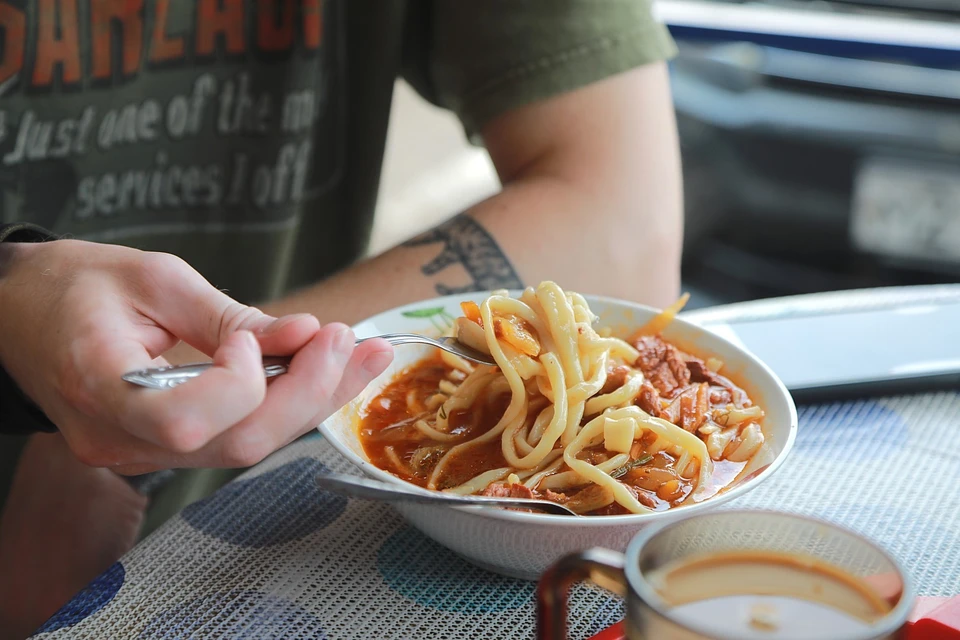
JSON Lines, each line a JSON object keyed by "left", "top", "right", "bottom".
{"left": 0, "top": 222, "right": 56, "bottom": 244}
{"left": 401, "top": 0, "right": 677, "bottom": 137}
{"left": 0, "top": 222, "right": 58, "bottom": 434}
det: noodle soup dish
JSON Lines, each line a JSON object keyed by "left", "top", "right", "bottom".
{"left": 320, "top": 284, "right": 797, "bottom": 579}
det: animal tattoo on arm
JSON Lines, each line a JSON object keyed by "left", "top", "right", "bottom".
{"left": 404, "top": 214, "right": 524, "bottom": 295}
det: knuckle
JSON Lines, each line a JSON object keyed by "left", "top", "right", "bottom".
{"left": 55, "top": 367, "right": 83, "bottom": 408}
{"left": 218, "top": 303, "right": 264, "bottom": 338}
{"left": 220, "top": 433, "right": 271, "bottom": 468}
{"left": 294, "top": 369, "right": 346, "bottom": 419}
{"left": 321, "top": 387, "right": 348, "bottom": 414}
{"left": 157, "top": 416, "right": 209, "bottom": 454}
{"left": 323, "top": 321, "right": 350, "bottom": 335}
{"left": 56, "top": 350, "right": 98, "bottom": 418}
{"left": 315, "top": 368, "right": 346, "bottom": 404}
{"left": 139, "top": 251, "right": 191, "bottom": 281}
{"left": 231, "top": 376, "right": 268, "bottom": 411}
{"left": 70, "top": 441, "right": 99, "bottom": 466}
{"left": 134, "top": 252, "right": 194, "bottom": 300}
{"left": 312, "top": 374, "right": 337, "bottom": 400}
{"left": 60, "top": 273, "right": 97, "bottom": 307}
{"left": 70, "top": 438, "right": 114, "bottom": 468}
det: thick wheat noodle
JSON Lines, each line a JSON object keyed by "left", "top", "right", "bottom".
{"left": 537, "top": 285, "right": 584, "bottom": 402}
{"left": 426, "top": 377, "right": 527, "bottom": 489}
{"left": 523, "top": 396, "right": 551, "bottom": 443}
{"left": 439, "top": 348, "right": 473, "bottom": 374}
{"left": 425, "top": 382, "right": 528, "bottom": 489}
{"left": 513, "top": 415, "right": 540, "bottom": 456}
{"left": 384, "top": 446, "right": 411, "bottom": 476}
{"left": 437, "top": 288, "right": 560, "bottom": 481}
{"left": 514, "top": 428, "right": 533, "bottom": 456}
{"left": 425, "top": 371, "right": 515, "bottom": 489}
{"left": 413, "top": 418, "right": 461, "bottom": 442}
{"left": 498, "top": 287, "right": 604, "bottom": 467}
{"left": 478, "top": 294, "right": 563, "bottom": 470}
{"left": 502, "top": 353, "right": 569, "bottom": 468}
{"left": 424, "top": 393, "right": 448, "bottom": 411}
{"left": 535, "top": 376, "right": 554, "bottom": 403}
{"left": 428, "top": 294, "right": 548, "bottom": 487}
{"left": 481, "top": 297, "right": 535, "bottom": 425}
{"left": 442, "top": 448, "right": 564, "bottom": 496}
{"left": 563, "top": 412, "right": 649, "bottom": 512}
{"left": 433, "top": 368, "right": 498, "bottom": 432}
{"left": 519, "top": 288, "right": 556, "bottom": 354}
{"left": 405, "top": 389, "right": 424, "bottom": 415}
{"left": 515, "top": 450, "right": 564, "bottom": 484}
{"left": 515, "top": 408, "right": 555, "bottom": 456}
{"left": 437, "top": 379, "right": 459, "bottom": 395}
{"left": 427, "top": 413, "right": 515, "bottom": 489}
{"left": 563, "top": 406, "right": 712, "bottom": 513}
{"left": 526, "top": 405, "right": 555, "bottom": 446}
{"left": 539, "top": 454, "right": 630, "bottom": 491}
{"left": 584, "top": 370, "right": 644, "bottom": 417}
{"left": 522, "top": 455, "right": 566, "bottom": 490}
{"left": 433, "top": 284, "right": 629, "bottom": 494}
{"left": 559, "top": 347, "right": 614, "bottom": 445}
{"left": 443, "top": 467, "right": 513, "bottom": 495}
{"left": 512, "top": 354, "right": 543, "bottom": 380}
{"left": 533, "top": 349, "right": 606, "bottom": 405}
{"left": 422, "top": 282, "right": 715, "bottom": 514}
{"left": 623, "top": 406, "right": 712, "bottom": 484}
{"left": 566, "top": 351, "right": 609, "bottom": 402}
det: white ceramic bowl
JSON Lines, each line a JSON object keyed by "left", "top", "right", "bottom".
{"left": 320, "top": 292, "right": 798, "bottom": 580}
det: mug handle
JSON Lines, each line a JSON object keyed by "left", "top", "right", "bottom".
{"left": 537, "top": 548, "right": 629, "bottom": 640}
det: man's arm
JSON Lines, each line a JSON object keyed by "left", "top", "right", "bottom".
{"left": 266, "top": 62, "right": 682, "bottom": 323}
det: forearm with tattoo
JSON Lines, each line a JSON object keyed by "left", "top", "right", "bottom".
{"left": 403, "top": 214, "right": 523, "bottom": 295}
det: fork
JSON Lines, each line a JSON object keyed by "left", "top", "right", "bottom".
{"left": 316, "top": 472, "right": 580, "bottom": 517}
{"left": 121, "top": 333, "right": 497, "bottom": 390}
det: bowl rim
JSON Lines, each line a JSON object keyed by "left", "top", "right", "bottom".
{"left": 319, "top": 291, "right": 799, "bottom": 528}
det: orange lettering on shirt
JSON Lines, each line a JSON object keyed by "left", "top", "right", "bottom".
{"left": 150, "top": 0, "right": 185, "bottom": 63}
{"left": 90, "top": 0, "right": 144, "bottom": 79}
{"left": 32, "top": 0, "right": 82, "bottom": 87}
{"left": 257, "top": 0, "right": 294, "bottom": 52}
{"left": 196, "top": 0, "right": 245, "bottom": 57}
{"left": 0, "top": 5, "right": 25, "bottom": 85}
{"left": 302, "top": 0, "right": 322, "bottom": 50}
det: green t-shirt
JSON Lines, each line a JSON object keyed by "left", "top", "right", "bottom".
{"left": 0, "top": 0, "right": 675, "bottom": 305}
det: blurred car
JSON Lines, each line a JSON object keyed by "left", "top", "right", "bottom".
{"left": 659, "top": 0, "right": 960, "bottom": 304}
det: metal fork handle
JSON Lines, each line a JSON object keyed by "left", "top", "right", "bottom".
{"left": 315, "top": 472, "right": 578, "bottom": 517}
{"left": 120, "top": 334, "right": 461, "bottom": 390}
{"left": 121, "top": 356, "right": 294, "bottom": 390}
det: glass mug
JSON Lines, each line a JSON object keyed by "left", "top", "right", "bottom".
{"left": 537, "top": 510, "right": 914, "bottom": 640}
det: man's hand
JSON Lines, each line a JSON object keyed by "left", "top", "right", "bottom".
{"left": 0, "top": 433, "right": 147, "bottom": 639}
{"left": 0, "top": 240, "right": 393, "bottom": 473}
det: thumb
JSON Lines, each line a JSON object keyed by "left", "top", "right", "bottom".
{"left": 138, "top": 255, "right": 320, "bottom": 356}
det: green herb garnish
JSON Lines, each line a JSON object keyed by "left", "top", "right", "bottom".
{"left": 401, "top": 306, "right": 446, "bottom": 319}
{"left": 610, "top": 454, "right": 653, "bottom": 479}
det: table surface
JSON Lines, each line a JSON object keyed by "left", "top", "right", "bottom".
{"left": 32, "top": 285, "right": 960, "bottom": 640}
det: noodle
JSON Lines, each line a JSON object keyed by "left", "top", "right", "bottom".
{"left": 360, "top": 281, "right": 765, "bottom": 516}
